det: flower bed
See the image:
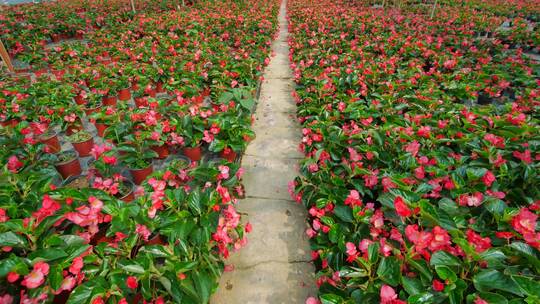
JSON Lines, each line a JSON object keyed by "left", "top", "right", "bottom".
{"left": 0, "top": 0, "right": 279, "bottom": 302}
{"left": 288, "top": 0, "right": 539, "bottom": 303}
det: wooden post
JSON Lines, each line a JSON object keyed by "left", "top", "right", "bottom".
{"left": 0, "top": 39, "right": 14, "bottom": 73}
{"left": 430, "top": 0, "right": 438, "bottom": 19}
{"left": 130, "top": 0, "right": 136, "bottom": 14}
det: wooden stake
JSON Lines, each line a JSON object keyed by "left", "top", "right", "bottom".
{"left": 130, "top": 0, "right": 136, "bottom": 14}
{"left": 430, "top": 0, "right": 438, "bottom": 19}
{"left": 0, "top": 38, "right": 14, "bottom": 73}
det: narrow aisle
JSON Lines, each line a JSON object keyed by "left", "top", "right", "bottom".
{"left": 210, "top": 0, "right": 317, "bottom": 303}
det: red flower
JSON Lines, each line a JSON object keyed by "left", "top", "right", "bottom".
{"left": 511, "top": 208, "right": 537, "bottom": 235}
{"left": 394, "top": 196, "right": 412, "bottom": 217}
{"left": 466, "top": 229, "right": 491, "bottom": 253}
{"left": 126, "top": 276, "right": 138, "bottom": 289}
{"left": 7, "top": 272, "right": 19, "bottom": 283}
{"left": 482, "top": 171, "right": 496, "bottom": 187}
{"left": 432, "top": 279, "right": 445, "bottom": 291}
{"left": 404, "top": 140, "right": 420, "bottom": 157}
{"left": 429, "top": 226, "right": 451, "bottom": 251}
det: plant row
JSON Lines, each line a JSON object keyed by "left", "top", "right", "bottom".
{"left": 0, "top": 0, "right": 279, "bottom": 303}
{"left": 288, "top": 0, "right": 539, "bottom": 303}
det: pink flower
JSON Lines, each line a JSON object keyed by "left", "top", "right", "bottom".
{"left": 380, "top": 285, "right": 397, "bottom": 304}
{"left": 7, "top": 155, "right": 23, "bottom": 173}
{"left": 0, "top": 209, "right": 9, "bottom": 223}
{"left": 7, "top": 272, "right": 19, "bottom": 283}
{"left": 0, "top": 294, "right": 13, "bottom": 304}
{"left": 474, "top": 297, "right": 489, "bottom": 304}
{"left": 344, "top": 190, "right": 362, "bottom": 207}
{"left": 69, "top": 257, "right": 84, "bottom": 275}
{"left": 57, "top": 276, "right": 76, "bottom": 293}
{"left": 443, "top": 59, "right": 457, "bottom": 69}
{"left": 429, "top": 226, "right": 451, "bottom": 251}
{"left": 135, "top": 224, "right": 151, "bottom": 241}
{"left": 404, "top": 140, "right": 420, "bottom": 156}
{"left": 457, "top": 192, "right": 483, "bottom": 207}
{"left": 306, "top": 297, "right": 320, "bottom": 304}
{"left": 21, "top": 262, "right": 49, "bottom": 289}
{"left": 394, "top": 196, "right": 412, "bottom": 217}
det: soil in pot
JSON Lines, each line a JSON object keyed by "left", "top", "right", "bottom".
{"left": 183, "top": 145, "right": 202, "bottom": 161}
{"left": 62, "top": 175, "right": 90, "bottom": 189}
{"left": 130, "top": 164, "right": 153, "bottom": 185}
{"left": 38, "top": 131, "right": 61, "bottom": 153}
{"left": 116, "top": 180, "right": 135, "bottom": 202}
{"left": 55, "top": 151, "right": 82, "bottom": 179}
{"left": 84, "top": 104, "right": 102, "bottom": 116}
{"left": 69, "top": 131, "right": 94, "bottom": 157}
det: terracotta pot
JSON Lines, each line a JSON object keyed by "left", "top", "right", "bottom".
{"left": 65, "top": 124, "right": 83, "bottom": 136}
{"left": 220, "top": 148, "right": 237, "bottom": 162}
{"left": 39, "top": 133, "right": 61, "bottom": 153}
{"left": 84, "top": 105, "right": 102, "bottom": 116}
{"left": 55, "top": 157, "right": 82, "bottom": 179}
{"left": 117, "top": 180, "right": 135, "bottom": 202}
{"left": 130, "top": 165, "right": 153, "bottom": 185}
{"left": 102, "top": 95, "right": 117, "bottom": 107}
{"left": 183, "top": 145, "right": 202, "bottom": 161}
{"left": 147, "top": 89, "right": 157, "bottom": 98}
{"left": 151, "top": 145, "right": 169, "bottom": 159}
{"left": 134, "top": 97, "right": 148, "bottom": 108}
{"left": 74, "top": 95, "right": 86, "bottom": 105}
{"left": 94, "top": 123, "right": 108, "bottom": 137}
{"left": 118, "top": 88, "right": 131, "bottom": 101}
{"left": 0, "top": 119, "right": 18, "bottom": 128}
{"left": 71, "top": 138, "right": 94, "bottom": 157}
{"left": 75, "top": 32, "right": 84, "bottom": 40}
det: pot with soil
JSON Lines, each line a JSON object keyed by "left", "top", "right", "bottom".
{"left": 183, "top": 145, "right": 202, "bottom": 161}
{"left": 129, "top": 162, "right": 153, "bottom": 185}
{"left": 102, "top": 95, "right": 118, "bottom": 107}
{"left": 68, "top": 130, "right": 94, "bottom": 157}
{"left": 38, "top": 129, "right": 61, "bottom": 153}
{"left": 116, "top": 179, "right": 136, "bottom": 202}
{"left": 94, "top": 122, "right": 109, "bottom": 137}
{"left": 54, "top": 150, "right": 82, "bottom": 179}
{"left": 62, "top": 174, "right": 90, "bottom": 189}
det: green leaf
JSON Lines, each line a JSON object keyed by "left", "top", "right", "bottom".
{"left": 192, "top": 271, "right": 212, "bottom": 304}
{"left": 188, "top": 190, "right": 202, "bottom": 215}
{"left": 377, "top": 256, "right": 401, "bottom": 286}
{"left": 407, "top": 257, "right": 433, "bottom": 282}
{"left": 477, "top": 292, "right": 508, "bottom": 304}
{"left": 512, "top": 275, "right": 540, "bottom": 297}
{"left": 48, "top": 265, "right": 64, "bottom": 291}
{"left": 435, "top": 265, "right": 457, "bottom": 282}
{"left": 368, "top": 242, "right": 380, "bottom": 264}
{"left": 402, "top": 276, "right": 423, "bottom": 296}
{"left": 334, "top": 205, "right": 353, "bottom": 223}
{"left": 0, "top": 231, "right": 28, "bottom": 248}
{"left": 430, "top": 251, "right": 462, "bottom": 267}
{"left": 473, "top": 270, "right": 523, "bottom": 296}
{"left": 320, "top": 294, "right": 342, "bottom": 304}
{"left": 120, "top": 264, "right": 146, "bottom": 274}
{"left": 67, "top": 278, "right": 107, "bottom": 304}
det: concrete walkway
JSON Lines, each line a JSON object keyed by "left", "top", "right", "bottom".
{"left": 210, "top": 1, "right": 317, "bottom": 303}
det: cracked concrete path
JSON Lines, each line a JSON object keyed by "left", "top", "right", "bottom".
{"left": 210, "top": 1, "right": 317, "bottom": 303}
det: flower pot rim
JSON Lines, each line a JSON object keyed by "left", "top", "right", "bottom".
{"left": 55, "top": 150, "right": 80, "bottom": 165}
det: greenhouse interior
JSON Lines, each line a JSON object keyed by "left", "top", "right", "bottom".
{"left": 0, "top": 0, "right": 539, "bottom": 303}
